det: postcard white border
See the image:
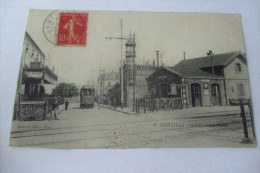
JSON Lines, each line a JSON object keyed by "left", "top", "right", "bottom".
{"left": 0, "top": 0, "right": 260, "bottom": 173}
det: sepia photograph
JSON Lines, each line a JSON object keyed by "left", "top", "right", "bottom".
{"left": 9, "top": 9, "right": 256, "bottom": 148}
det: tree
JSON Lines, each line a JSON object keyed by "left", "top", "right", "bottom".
{"left": 52, "top": 83, "right": 79, "bottom": 97}
{"left": 106, "top": 83, "right": 120, "bottom": 106}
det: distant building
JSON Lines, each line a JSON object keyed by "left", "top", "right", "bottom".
{"left": 146, "top": 51, "right": 250, "bottom": 107}
{"left": 97, "top": 70, "right": 119, "bottom": 103}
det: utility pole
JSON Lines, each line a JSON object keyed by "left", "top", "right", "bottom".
{"left": 132, "top": 33, "right": 136, "bottom": 112}
{"left": 105, "top": 19, "right": 129, "bottom": 109}
{"left": 181, "top": 51, "right": 188, "bottom": 109}
{"left": 120, "top": 20, "right": 123, "bottom": 109}
{"left": 156, "top": 50, "right": 159, "bottom": 67}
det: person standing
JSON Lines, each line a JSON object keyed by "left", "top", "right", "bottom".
{"left": 113, "top": 96, "right": 116, "bottom": 110}
{"left": 65, "top": 98, "right": 69, "bottom": 111}
{"left": 51, "top": 98, "right": 59, "bottom": 120}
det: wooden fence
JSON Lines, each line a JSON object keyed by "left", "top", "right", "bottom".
{"left": 135, "top": 97, "right": 182, "bottom": 113}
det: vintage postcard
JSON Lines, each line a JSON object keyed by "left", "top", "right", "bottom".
{"left": 10, "top": 9, "right": 256, "bottom": 148}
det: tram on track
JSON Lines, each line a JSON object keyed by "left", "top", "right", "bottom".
{"left": 80, "top": 85, "right": 95, "bottom": 108}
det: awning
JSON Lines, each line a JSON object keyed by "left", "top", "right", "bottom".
{"left": 23, "top": 67, "right": 58, "bottom": 85}
{"left": 44, "top": 72, "right": 57, "bottom": 85}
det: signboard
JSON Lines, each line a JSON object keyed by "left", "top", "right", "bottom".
{"left": 203, "top": 83, "right": 208, "bottom": 89}
{"left": 30, "top": 62, "right": 42, "bottom": 68}
{"left": 201, "top": 79, "right": 210, "bottom": 82}
{"left": 204, "top": 89, "right": 209, "bottom": 95}
{"left": 24, "top": 71, "right": 43, "bottom": 79}
{"left": 170, "top": 84, "right": 177, "bottom": 95}
{"left": 158, "top": 75, "right": 167, "bottom": 80}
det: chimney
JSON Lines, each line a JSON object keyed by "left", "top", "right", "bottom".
{"left": 156, "top": 50, "right": 159, "bottom": 67}
{"left": 207, "top": 50, "right": 214, "bottom": 75}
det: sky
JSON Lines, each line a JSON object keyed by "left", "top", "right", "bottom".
{"left": 26, "top": 10, "right": 245, "bottom": 87}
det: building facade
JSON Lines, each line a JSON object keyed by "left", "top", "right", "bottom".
{"left": 14, "top": 32, "right": 58, "bottom": 120}
{"left": 123, "top": 63, "right": 157, "bottom": 107}
{"left": 20, "top": 32, "right": 58, "bottom": 101}
{"left": 146, "top": 51, "right": 250, "bottom": 107}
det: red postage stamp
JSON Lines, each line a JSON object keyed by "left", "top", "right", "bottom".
{"left": 57, "top": 12, "right": 88, "bottom": 46}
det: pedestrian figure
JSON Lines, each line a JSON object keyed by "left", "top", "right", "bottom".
{"left": 113, "top": 97, "right": 116, "bottom": 110}
{"left": 51, "top": 98, "right": 59, "bottom": 120}
{"left": 65, "top": 98, "right": 69, "bottom": 111}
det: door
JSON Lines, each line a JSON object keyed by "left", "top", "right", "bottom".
{"left": 211, "top": 83, "right": 221, "bottom": 106}
{"left": 191, "top": 83, "right": 201, "bottom": 107}
{"left": 160, "top": 84, "right": 167, "bottom": 98}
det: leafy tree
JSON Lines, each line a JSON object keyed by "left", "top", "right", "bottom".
{"left": 52, "top": 83, "right": 79, "bottom": 97}
{"left": 106, "top": 83, "right": 120, "bottom": 106}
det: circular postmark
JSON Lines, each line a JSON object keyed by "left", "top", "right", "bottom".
{"left": 43, "top": 10, "right": 60, "bottom": 45}
{"left": 43, "top": 10, "right": 87, "bottom": 46}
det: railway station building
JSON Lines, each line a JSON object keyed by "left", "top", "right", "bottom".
{"left": 146, "top": 51, "right": 250, "bottom": 107}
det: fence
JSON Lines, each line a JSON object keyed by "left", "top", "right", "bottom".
{"left": 18, "top": 96, "right": 65, "bottom": 121}
{"left": 135, "top": 97, "right": 183, "bottom": 113}
{"left": 19, "top": 100, "right": 46, "bottom": 121}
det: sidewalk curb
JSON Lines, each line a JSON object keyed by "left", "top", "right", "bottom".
{"left": 179, "top": 110, "right": 241, "bottom": 118}
{"left": 99, "top": 105, "right": 136, "bottom": 115}
{"left": 99, "top": 105, "right": 244, "bottom": 118}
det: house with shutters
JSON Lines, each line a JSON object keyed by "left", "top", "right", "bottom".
{"left": 146, "top": 51, "right": 250, "bottom": 107}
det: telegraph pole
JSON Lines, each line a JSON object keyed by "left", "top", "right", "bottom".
{"left": 132, "top": 33, "right": 136, "bottom": 112}
{"left": 120, "top": 20, "right": 123, "bottom": 109}
{"left": 105, "top": 19, "right": 128, "bottom": 109}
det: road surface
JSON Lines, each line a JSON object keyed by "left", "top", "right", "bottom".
{"left": 10, "top": 103, "right": 256, "bottom": 148}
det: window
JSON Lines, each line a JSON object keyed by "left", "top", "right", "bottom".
{"left": 235, "top": 63, "right": 242, "bottom": 72}
{"left": 193, "top": 85, "right": 200, "bottom": 97}
{"left": 128, "top": 71, "right": 133, "bottom": 78}
{"left": 211, "top": 84, "right": 219, "bottom": 97}
{"left": 237, "top": 84, "right": 245, "bottom": 97}
{"left": 31, "top": 53, "right": 34, "bottom": 60}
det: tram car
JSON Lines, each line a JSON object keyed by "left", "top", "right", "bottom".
{"left": 80, "top": 85, "right": 95, "bottom": 108}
